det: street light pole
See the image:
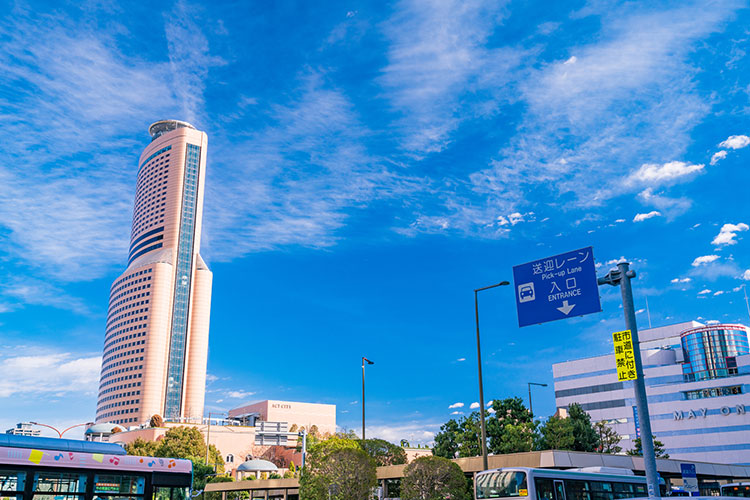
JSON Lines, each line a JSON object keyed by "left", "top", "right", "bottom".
{"left": 362, "top": 357, "right": 374, "bottom": 440}
{"left": 599, "top": 262, "right": 659, "bottom": 499}
{"left": 474, "top": 280, "right": 510, "bottom": 472}
{"left": 527, "top": 382, "right": 547, "bottom": 417}
{"left": 29, "top": 422, "right": 62, "bottom": 438}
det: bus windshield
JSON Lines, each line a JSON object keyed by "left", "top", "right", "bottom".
{"left": 723, "top": 485, "right": 750, "bottom": 497}
{"left": 476, "top": 471, "right": 528, "bottom": 499}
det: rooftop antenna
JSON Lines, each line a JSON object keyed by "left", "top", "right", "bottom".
{"left": 645, "top": 296, "right": 653, "bottom": 329}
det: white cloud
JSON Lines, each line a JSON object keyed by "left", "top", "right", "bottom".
{"left": 711, "top": 223, "right": 749, "bottom": 246}
{"left": 698, "top": 289, "right": 712, "bottom": 295}
{"left": 487, "top": 408, "right": 496, "bottom": 414}
{"left": 627, "top": 161, "right": 704, "bottom": 186}
{"left": 456, "top": 357, "right": 466, "bottom": 362}
{"left": 0, "top": 350, "right": 101, "bottom": 398}
{"left": 615, "top": 219, "right": 626, "bottom": 223}
{"left": 713, "top": 291, "right": 725, "bottom": 296}
{"left": 1, "top": 278, "right": 90, "bottom": 315}
{"left": 692, "top": 255, "right": 720, "bottom": 266}
{"left": 635, "top": 308, "right": 645, "bottom": 314}
{"left": 226, "top": 390, "right": 255, "bottom": 399}
{"left": 633, "top": 211, "right": 661, "bottom": 222}
{"left": 470, "top": 402, "right": 480, "bottom": 409}
{"left": 710, "top": 150, "right": 727, "bottom": 165}
{"left": 742, "top": 270, "right": 750, "bottom": 281}
{"left": 450, "top": 411, "right": 463, "bottom": 415}
{"left": 448, "top": 402, "right": 464, "bottom": 409}
{"left": 367, "top": 421, "right": 438, "bottom": 445}
{"left": 564, "top": 56, "right": 577, "bottom": 65}
{"left": 670, "top": 277, "right": 691, "bottom": 283}
{"left": 719, "top": 135, "right": 750, "bottom": 150}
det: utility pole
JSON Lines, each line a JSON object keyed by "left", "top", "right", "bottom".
{"left": 598, "top": 262, "right": 659, "bottom": 499}
{"left": 362, "top": 357, "right": 374, "bottom": 440}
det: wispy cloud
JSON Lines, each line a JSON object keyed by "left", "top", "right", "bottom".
{"left": 367, "top": 421, "right": 439, "bottom": 445}
{"left": 0, "top": 350, "right": 101, "bottom": 398}
{"left": 671, "top": 277, "right": 691, "bottom": 284}
{"left": 0, "top": 278, "right": 90, "bottom": 315}
{"left": 379, "top": 0, "right": 517, "bottom": 155}
{"left": 204, "top": 72, "right": 420, "bottom": 260}
{"left": 710, "top": 150, "right": 727, "bottom": 165}
{"left": 625, "top": 161, "right": 704, "bottom": 187}
{"left": 448, "top": 402, "right": 464, "bottom": 409}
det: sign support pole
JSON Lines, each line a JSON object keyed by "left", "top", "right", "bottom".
{"left": 599, "top": 262, "right": 660, "bottom": 499}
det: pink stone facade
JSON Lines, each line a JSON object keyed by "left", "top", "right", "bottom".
{"left": 96, "top": 121, "right": 212, "bottom": 426}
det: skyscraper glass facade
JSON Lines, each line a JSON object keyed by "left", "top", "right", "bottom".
{"left": 95, "top": 121, "right": 212, "bottom": 426}
{"left": 681, "top": 325, "right": 750, "bottom": 381}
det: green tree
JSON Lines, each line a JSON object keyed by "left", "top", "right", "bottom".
{"left": 456, "top": 412, "right": 481, "bottom": 458}
{"left": 497, "top": 422, "right": 537, "bottom": 454}
{"left": 568, "top": 403, "right": 600, "bottom": 452}
{"left": 401, "top": 456, "right": 469, "bottom": 500}
{"left": 538, "top": 416, "right": 575, "bottom": 450}
{"left": 594, "top": 421, "right": 622, "bottom": 454}
{"left": 124, "top": 438, "right": 158, "bottom": 456}
{"left": 359, "top": 438, "right": 408, "bottom": 466}
{"left": 486, "top": 398, "right": 533, "bottom": 454}
{"left": 626, "top": 437, "right": 669, "bottom": 458}
{"left": 432, "top": 419, "right": 460, "bottom": 459}
{"left": 309, "top": 425, "right": 320, "bottom": 438}
{"left": 299, "top": 437, "right": 376, "bottom": 500}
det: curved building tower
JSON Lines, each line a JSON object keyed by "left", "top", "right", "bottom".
{"left": 96, "top": 120, "right": 212, "bottom": 426}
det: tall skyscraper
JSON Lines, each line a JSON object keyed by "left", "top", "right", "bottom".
{"left": 96, "top": 120, "right": 212, "bottom": 426}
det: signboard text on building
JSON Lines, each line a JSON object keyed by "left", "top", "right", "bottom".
{"left": 613, "top": 330, "right": 637, "bottom": 381}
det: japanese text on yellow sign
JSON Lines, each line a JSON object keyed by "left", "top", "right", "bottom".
{"left": 613, "top": 329, "right": 637, "bottom": 381}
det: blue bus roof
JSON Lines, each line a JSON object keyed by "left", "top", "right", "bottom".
{"left": 0, "top": 434, "right": 126, "bottom": 455}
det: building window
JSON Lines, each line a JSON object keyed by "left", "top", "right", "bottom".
{"left": 684, "top": 385, "right": 742, "bottom": 400}
{"left": 226, "top": 455, "right": 234, "bottom": 463}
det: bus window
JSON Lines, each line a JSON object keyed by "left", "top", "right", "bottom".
{"left": 590, "top": 481, "right": 613, "bottom": 500}
{"left": 93, "top": 474, "right": 145, "bottom": 500}
{"left": 0, "top": 470, "right": 25, "bottom": 500}
{"left": 565, "top": 480, "right": 591, "bottom": 500}
{"left": 33, "top": 472, "right": 87, "bottom": 500}
{"left": 535, "top": 478, "right": 555, "bottom": 500}
{"left": 153, "top": 487, "right": 188, "bottom": 500}
{"left": 476, "top": 471, "right": 528, "bottom": 499}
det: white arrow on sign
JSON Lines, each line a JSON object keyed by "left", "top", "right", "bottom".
{"left": 557, "top": 300, "right": 576, "bottom": 315}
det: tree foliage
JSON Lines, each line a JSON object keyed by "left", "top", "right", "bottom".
{"left": 401, "top": 456, "right": 469, "bottom": 500}
{"left": 626, "top": 437, "right": 669, "bottom": 458}
{"left": 486, "top": 398, "right": 533, "bottom": 454}
{"left": 538, "top": 416, "right": 575, "bottom": 450}
{"left": 568, "top": 403, "right": 600, "bottom": 452}
{"left": 594, "top": 421, "right": 622, "bottom": 454}
{"left": 359, "top": 438, "right": 408, "bottom": 466}
{"left": 432, "top": 419, "right": 460, "bottom": 459}
{"left": 123, "top": 426, "right": 225, "bottom": 492}
{"left": 299, "top": 437, "right": 377, "bottom": 500}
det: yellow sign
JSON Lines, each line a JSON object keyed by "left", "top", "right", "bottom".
{"left": 92, "top": 454, "right": 104, "bottom": 463}
{"left": 519, "top": 490, "right": 528, "bottom": 497}
{"left": 28, "top": 450, "right": 43, "bottom": 464}
{"left": 613, "top": 329, "right": 638, "bottom": 381}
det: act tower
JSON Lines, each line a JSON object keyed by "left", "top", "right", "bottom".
{"left": 96, "top": 120, "right": 212, "bottom": 426}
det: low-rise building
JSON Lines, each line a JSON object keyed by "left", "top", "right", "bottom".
{"left": 553, "top": 321, "right": 750, "bottom": 464}
{"left": 5, "top": 423, "right": 40, "bottom": 437}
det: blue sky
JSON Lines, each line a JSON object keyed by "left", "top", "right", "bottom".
{"left": 1, "top": 0, "right": 750, "bottom": 444}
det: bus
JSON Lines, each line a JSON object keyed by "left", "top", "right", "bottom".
{"left": 475, "top": 467, "right": 651, "bottom": 500}
{"left": 0, "top": 434, "right": 192, "bottom": 500}
{"left": 721, "top": 483, "right": 750, "bottom": 497}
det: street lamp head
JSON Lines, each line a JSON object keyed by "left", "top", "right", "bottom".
{"left": 499, "top": 281, "right": 510, "bottom": 286}
{"left": 363, "top": 357, "right": 374, "bottom": 365}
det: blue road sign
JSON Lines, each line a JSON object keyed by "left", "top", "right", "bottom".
{"left": 513, "top": 246, "right": 601, "bottom": 327}
{"left": 680, "top": 463, "right": 698, "bottom": 494}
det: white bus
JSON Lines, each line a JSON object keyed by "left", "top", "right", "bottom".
{"left": 721, "top": 483, "right": 750, "bottom": 497}
{"left": 475, "top": 467, "right": 650, "bottom": 500}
